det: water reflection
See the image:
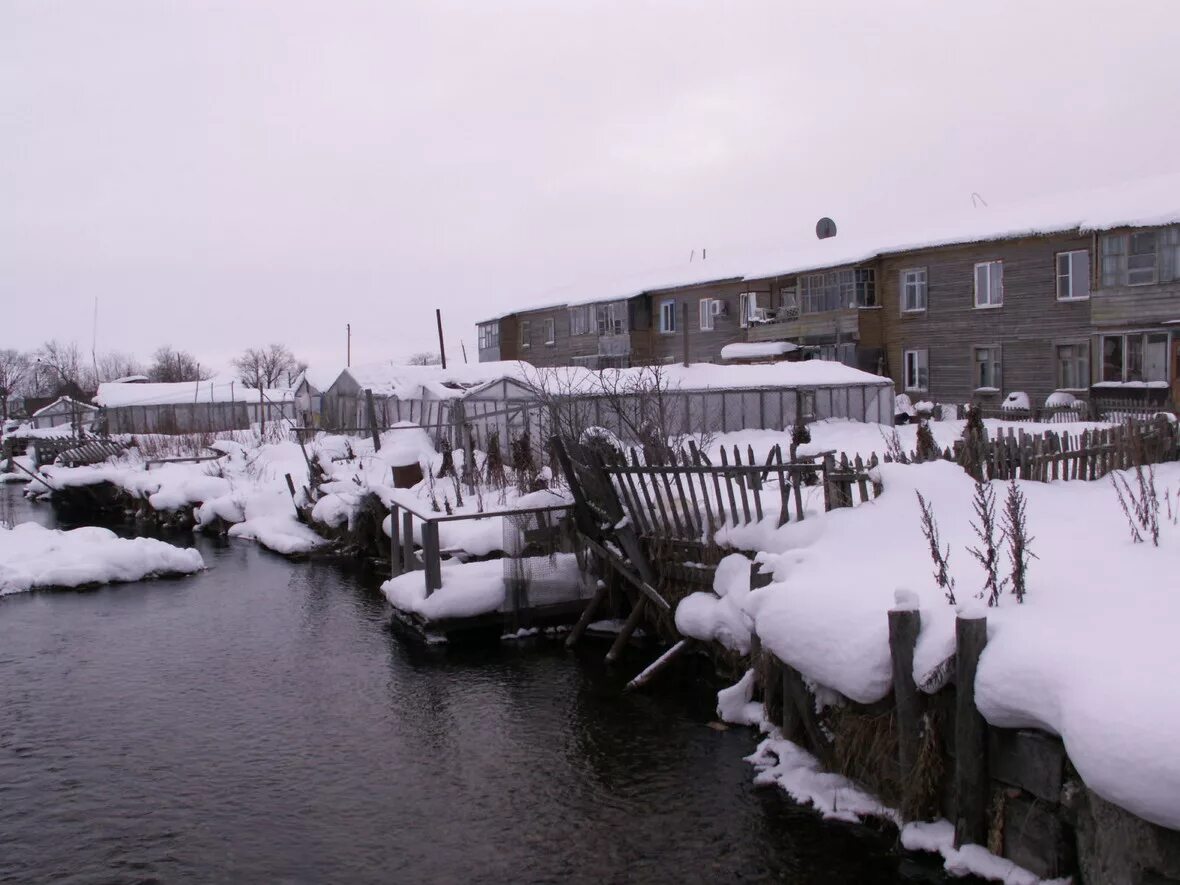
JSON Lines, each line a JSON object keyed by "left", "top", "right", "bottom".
{"left": 0, "top": 486, "right": 958, "bottom": 884}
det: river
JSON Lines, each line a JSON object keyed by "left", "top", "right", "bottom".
{"left": 0, "top": 486, "right": 958, "bottom": 884}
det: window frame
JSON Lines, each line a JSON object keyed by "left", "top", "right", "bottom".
{"left": 903, "top": 349, "right": 929, "bottom": 392}
{"left": 543, "top": 318, "right": 556, "bottom": 346}
{"left": 698, "top": 298, "right": 715, "bottom": 331}
{"left": 659, "top": 299, "right": 678, "bottom": 334}
{"left": 900, "top": 267, "right": 927, "bottom": 313}
{"left": 477, "top": 322, "right": 500, "bottom": 351}
{"left": 973, "top": 260, "right": 1004, "bottom": 309}
{"left": 1055, "top": 250, "right": 1091, "bottom": 301}
{"left": 569, "top": 306, "right": 590, "bottom": 336}
{"left": 518, "top": 320, "right": 531, "bottom": 349}
{"left": 972, "top": 344, "right": 1002, "bottom": 391}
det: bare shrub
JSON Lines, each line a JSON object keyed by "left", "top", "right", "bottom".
{"left": 968, "top": 480, "right": 1007, "bottom": 607}
{"left": 1111, "top": 464, "right": 1160, "bottom": 546}
{"left": 1001, "top": 479, "right": 1036, "bottom": 603}
{"left": 915, "top": 420, "right": 940, "bottom": 463}
{"left": 916, "top": 490, "right": 956, "bottom": 605}
{"left": 881, "top": 427, "right": 907, "bottom": 463}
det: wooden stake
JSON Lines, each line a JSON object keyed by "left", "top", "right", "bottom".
{"left": 954, "top": 615, "right": 988, "bottom": 848}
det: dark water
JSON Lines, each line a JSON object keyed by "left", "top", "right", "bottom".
{"left": 0, "top": 487, "right": 953, "bottom": 884}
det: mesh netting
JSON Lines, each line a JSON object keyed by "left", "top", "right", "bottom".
{"left": 501, "top": 511, "right": 592, "bottom": 622}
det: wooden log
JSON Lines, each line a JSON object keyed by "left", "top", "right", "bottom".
{"left": 954, "top": 614, "right": 989, "bottom": 848}
{"left": 606, "top": 597, "right": 647, "bottom": 664}
{"left": 565, "top": 577, "right": 610, "bottom": 649}
{"left": 889, "top": 605, "right": 923, "bottom": 796}
{"left": 625, "top": 639, "right": 695, "bottom": 691}
{"left": 782, "top": 663, "right": 828, "bottom": 755}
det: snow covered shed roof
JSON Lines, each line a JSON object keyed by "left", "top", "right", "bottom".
{"left": 95, "top": 378, "right": 294, "bottom": 407}
{"left": 335, "top": 361, "right": 534, "bottom": 401}
{"left": 32, "top": 396, "right": 97, "bottom": 417}
{"left": 293, "top": 365, "right": 346, "bottom": 393}
{"left": 720, "top": 342, "right": 798, "bottom": 361}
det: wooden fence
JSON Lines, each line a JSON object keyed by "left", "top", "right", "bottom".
{"left": 599, "top": 443, "right": 880, "bottom": 544}
{"left": 888, "top": 417, "right": 1180, "bottom": 482}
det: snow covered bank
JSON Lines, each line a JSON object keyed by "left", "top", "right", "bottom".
{"left": 746, "top": 457, "right": 1180, "bottom": 831}
{"left": 0, "top": 523, "right": 203, "bottom": 594}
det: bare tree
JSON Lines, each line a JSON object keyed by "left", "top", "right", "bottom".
{"left": 233, "top": 344, "right": 303, "bottom": 388}
{"left": 35, "top": 339, "right": 92, "bottom": 392}
{"left": 406, "top": 351, "right": 442, "bottom": 366}
{"left": 0, "top": 349, "right": 30, "bottom": 420}
{"left": 95, "top": 351, "right": 145, "bottom": 383}
{"left": 148, "top": 346, "right": 204, "bottom": 383}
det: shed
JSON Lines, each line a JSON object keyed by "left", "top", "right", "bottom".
{"left": 30, "top": 396, "right": 98, "bottom": 431}
{"left": 291, "top": 366, "right": 345, "bottom": 428}
{"left": 95, "top": 378, "right": 295, "bottom": 435}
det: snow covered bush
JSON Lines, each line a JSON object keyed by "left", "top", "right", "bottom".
{"left": 1044, "top": 390, "right": 1079, "bottom": 409}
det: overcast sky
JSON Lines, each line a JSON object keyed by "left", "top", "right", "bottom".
{"left": 3, "top": 0, "right": 1179, "bottom": 372}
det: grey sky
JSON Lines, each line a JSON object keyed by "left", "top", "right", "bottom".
{"left": 3, "top": 0, "right": 1179, "bottom": 372}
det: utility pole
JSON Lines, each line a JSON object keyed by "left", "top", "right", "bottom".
{"left": 436, "top": 309, "right": 448, "bottom": 370}
{"left": 346, "top": 324, "right": 351, "bottom": 368}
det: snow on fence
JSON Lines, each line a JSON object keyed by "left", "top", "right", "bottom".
{"left": 887, "top": 417, "right": 1179, "bottom": 482}
{"left": 384, "top": 498, "right": 592, "bottom": 628}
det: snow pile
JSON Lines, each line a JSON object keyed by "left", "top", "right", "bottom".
{"left": 748, "top": 455, "right": 1180, "bottom": 830}
{"left": 0, "top": 523, "right": 203, "bottom": 594}
{"left": 381, "top": 553, "right": 581, "bottom": 621}
{"left": 719, "top": 341, "right": 798, "bottom": 361}
{"left": 674, "top": 553, "right": 755, "bottom": 653}
{"left": 1002, "top": 392, "right": 1031, "bottom": 411}
{"left": 1044, "top": 390, "right": 1082, "bottom": 409}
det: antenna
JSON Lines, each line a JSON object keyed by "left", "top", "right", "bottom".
{"left": 91, "top": 296, "right": 99, "bottom": 384}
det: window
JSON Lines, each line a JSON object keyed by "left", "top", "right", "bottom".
{"left": 903, "top": 349, "right": 928, "bottom": 391}
{"left": 1102, "top": 332, "right": 1170, "bottom": 382}
{"left": 596, "top": 303, "right": 626, "bottom": 336}
{"left": 973, "top": 346, "right": 1001, "bottom": 390}
{"left": 519, "top": 320, "right": 531, "bottom": 348}
{"left": 855, "top": 268, "right": 876, "bottom": 306}
{"left": 1056, "top": 250, "right": 1091, "bottom": 300}
{"left": 778, "top": 286, "right": 799, "bottom": 320}
{"left": 477, "top": 322, "right": 500, "bottom": 350}
{"left": 699, "top": 298, "right": 715, "bottom": 331}
{"left": 800, "top": 274, "right": 828, "bottom": 314}
{"left": 900, "top": 267, "right": 927, "bottom": 312}
{"left": 738, "top": 292, "right": 764, "bottom": 327}
{"left": 659, "top": 300, "right": 678, "bottom": 334}
{"left": 1100, "top": 226, "right": 1180, "bottom": 287}
{"left": 1056, "top": 343, "right": 1090, "bottom": 390}
{"left": 543, "top": 318, "right": 555, "bottom": 345}
{"left": 569, "top": 306, "right": 590, "bottom": 336}
{"left": 974, "top": 261, "right": 1003, "bottom": 307}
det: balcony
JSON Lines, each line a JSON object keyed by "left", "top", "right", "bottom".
{"left": 746, "top": 306, "right": 861, "bottom": 343}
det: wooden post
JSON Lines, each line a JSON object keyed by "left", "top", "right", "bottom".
{"left": 364, "top": 389, "right": 382, "bottom": 451}
{"left": 889, "top": 600, "right": 922, "bottom": 805}
{"left": 390, "top": 504, "right": 402, "bottom": 576}
{"left": 259, "top": 385, "right": 265, "bottom": 435}
{"left": 422, "top": 520, "right": 442, "bottom": 594}
{"left": 625, "top": 639, "right": 694, "bottom": 691}
{"left": 606, "top": 597, "right": 646, "bottom": 664}
{"left": 283, "top": 473, "right": 302, "bottom": 520}
{"left": 822, "top": 452, "right": 835, "bottom": 510}
{"left": 402, "top": 510, "right": 415, "bottom": 574}
{"left": 436, "top": 308, "right": 448, "bottom": 370}
{"left": 681, "top": 302, "right": 689, "bottom": 367}
{"left": 955, "top": 614, "right": 988, "bottom": 848}
{"left": 565, "top": 577, "right": 610, "bottom": 649}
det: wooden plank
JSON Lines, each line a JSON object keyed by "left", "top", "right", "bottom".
{"left": 733, "top": 447, "right": 752, "bottom": 524}
{"left": 605, "top": 597, "right": 647, "bottom": 663}
{"left": 402, "top": 510, "right": 415, "bottom": 574}
{"left": 954, "top": 615, "right": 989, "bottom": 848}
{"left": 422, "top": 521, "right": 442, "bottom": 593}
{"left": 565, "top": 577, "right": 610, "bottom": 649}
{"left": 987, "top": 729, "right": 1065, "bottom": 804}
{"left": 659, "top": 469, "right": 687, "bottom": 538}
{"left": 625, "top": 639, "right": 694, "bottom": 691}
{"left": 620, "top": 464, "right": 652, "bottom": 537}
{"left": 632, "top": 450, "right": 661, "bottom": 535}
{"left": 579, "top": 533, "right": 671, "bottom": 614}
{"left": 719, "top": 447, "right": 741, "bottom": 526}
{"left": 390, "top": 504, "right": 402, "bottom": 576}
{"left": 671, "top": 467, "right": 698, "bottom": 538}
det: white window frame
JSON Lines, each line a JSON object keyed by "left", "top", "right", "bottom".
{"left": 659, "top": 299, "right": 678, "bottom": 334}
{"left": 596, "top": 303, "right": 625, "bottom": 336}
{"left": 974, "top": 260, "right": 1004, "bottom": 308}
{"left": 543, "top": 318, "right": 555, "bottom": 345}
{"left": 903, "top": 349, "right": 928, "bottom": 392}
{"left": 698, "top": 298, "right": 715, "bottom": 331}
{"left": 1056, "top": 250, "right": 1091, "bottom": 301}
{"left": 972, "top": 345, "right": 1001, "bottom": 391}
{"left": 900, "top": 267, "right": 927, "bottom": 313}
{"left": 478, "top": 322, "right": 499, "bottom": 350}
{"left": 519, "top": 320, "right": 531, "bottom": 349}
{"left": 1055, "top": 341, "right": 1090, "bottom": 391}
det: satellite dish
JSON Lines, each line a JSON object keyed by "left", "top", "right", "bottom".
{"left": 816, "top": 217, "right": 837, "bottom": 240}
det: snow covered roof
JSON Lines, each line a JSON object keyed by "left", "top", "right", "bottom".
{"left": 32, "top": 396, "right": 97, "bottom": 417}
{"left": 524, "top": 360, "right": 889, "bottom": 393}
{"left": 720, "top": 342, "right": 798, "bottom": 361}
{"left": 338, "top": 361, "right": 533, "bottom": 400}
{"left": 112, "top": 374, "right": 148, "bottom": 384}
{"left": 293, "top": 365, "right": 346, "bottom": 393}
{"left": 480, "top": 172, "right": 1180, "bottom": 323}
{"left": 95, "top": 378, "right": 294, "bottom": 407}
